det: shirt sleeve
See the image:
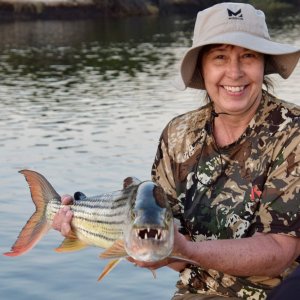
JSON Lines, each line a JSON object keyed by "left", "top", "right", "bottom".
{"left": 254, "top": 128, "right": 300, "bottom": 237}
{"left": 151, "top": 127, "right": 177, "bottom": 199}
{"left": 151, "top": 125, "right": 188, "bottom": 234}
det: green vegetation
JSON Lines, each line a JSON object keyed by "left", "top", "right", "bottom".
{"left": 0, "top": 0, "right": 298, "bottom": 19}
{"left": 240, "top": 0, "right": 295, "bottom": 19}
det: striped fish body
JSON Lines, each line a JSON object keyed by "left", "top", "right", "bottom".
{"left": 4, "top": 170, "right": 140, "bottom": 256}
{"left": 46, "top": 189, "right": 133, "bottom": 250}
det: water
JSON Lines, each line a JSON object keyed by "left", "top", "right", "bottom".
{"left": 0, "top": 13, "right": 299, "bottom": 300}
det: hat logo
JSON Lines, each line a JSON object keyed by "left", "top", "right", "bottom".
{"left": 227, "top": 8, "right": 243, "bottom": 20}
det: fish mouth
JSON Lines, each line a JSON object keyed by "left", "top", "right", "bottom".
{"left": 125, "top": 224, "right": 174, "bottom": 262}
{"left": 135, "top": 227, "right": 166, "bottom": 241}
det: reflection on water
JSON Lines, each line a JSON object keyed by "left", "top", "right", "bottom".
{"left": 0, "top": 13, "right": 299, "bottom": 300}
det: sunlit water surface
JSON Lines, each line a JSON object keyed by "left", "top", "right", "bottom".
{"left": 0, "top": 14, "right": 299, "bottom": 300}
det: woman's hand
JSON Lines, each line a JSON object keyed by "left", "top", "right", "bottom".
{"left": 52, "top": 195, "right": 74, "bottom": 237}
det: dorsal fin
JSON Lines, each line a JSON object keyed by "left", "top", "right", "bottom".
{"left": 74, "top": 191, "right": 87, "bottom": 201}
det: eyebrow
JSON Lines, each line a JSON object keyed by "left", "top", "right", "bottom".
{"left": 208, "top": 46, "right": 258, "bottom": 54}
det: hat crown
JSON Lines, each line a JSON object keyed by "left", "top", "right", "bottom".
{"left": 193, "top": 2, "right": 270, "bottom": 46}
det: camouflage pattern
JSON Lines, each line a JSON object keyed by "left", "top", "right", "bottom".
{"left": 151, "top": 92, "right": 300, "bottom": 299}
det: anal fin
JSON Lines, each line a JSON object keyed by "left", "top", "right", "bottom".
{"left": 98, "top": 259, "right": 122, "bottom": 282}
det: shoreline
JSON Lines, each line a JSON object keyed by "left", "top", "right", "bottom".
{"left": 0, "top": 0, "right": 159, "bottom": 20}
{"left": 0, "top": 0, "right": 298, "bottom": 21}
{"left": 0, "top": 0, "right": 226, "bottom": 20}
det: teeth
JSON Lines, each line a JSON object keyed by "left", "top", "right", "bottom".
{"left": 133, "top": 228, "right": 166, "bottom": 241}
{"left": 157, "top": 229, "right": 161, "bottom": 238}
{"left": 224, "top": 86, "right": 244, "bottom": 92}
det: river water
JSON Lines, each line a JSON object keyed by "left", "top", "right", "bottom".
{"left": 0, "top": 13, "right": 299, "bottom": 300}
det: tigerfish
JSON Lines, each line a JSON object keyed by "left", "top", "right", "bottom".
{"left": 4, "top": 170, "right": 180, "bottom": 281}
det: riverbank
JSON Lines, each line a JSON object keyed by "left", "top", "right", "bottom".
{"left": 0, "top": 0, "right": 157, "bottom": 20}
{"left": 0, "top": 0, "right": 298, "bottom": 20}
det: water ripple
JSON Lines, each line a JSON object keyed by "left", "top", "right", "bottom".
{"left": 0, "top": 14, "right": 299, "bottom": 300}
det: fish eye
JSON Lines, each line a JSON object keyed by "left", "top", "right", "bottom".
{"left": 131, "top": 210, "right": 137, "bottom": 220}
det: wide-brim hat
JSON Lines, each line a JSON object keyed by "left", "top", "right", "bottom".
{"left": 175, "top": 2, "right": 300, "bottom": 90}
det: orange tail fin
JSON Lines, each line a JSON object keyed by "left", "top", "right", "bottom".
{"left": 4, "top": 170, "right": 60, "bottom": 257}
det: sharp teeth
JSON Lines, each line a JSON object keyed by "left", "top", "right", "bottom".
{"left": 157, "top": 229, "right": 161, "bottom": 239}
{"left": 147, "top": 228, "right": 150, "bottom": 233}
{"left": 144, "top": 233, "right": 148, "bottom": 240}
{"left": 155, "top": 233, "right": 158, "bottom": 240}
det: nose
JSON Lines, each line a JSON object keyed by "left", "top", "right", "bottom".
{"left": 226, "top": 57, "right": 244, "bottom": 80}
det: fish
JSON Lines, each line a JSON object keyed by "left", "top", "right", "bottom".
{"left": 4, "top": 169, "right": 180, "bottom": 281}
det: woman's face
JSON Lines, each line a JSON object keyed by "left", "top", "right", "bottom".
{"left": 201, "top": 45, "right": 265, "bottom": 116}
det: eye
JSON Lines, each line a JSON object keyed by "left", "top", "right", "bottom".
{"left": 131, "top": 210, "right": 137, "bottom": 220}
{"left": 242, "top": 52, "right": 257, "bottom": 59}
{"left": 215, "top": 54, "right": 226, "bottom": 60}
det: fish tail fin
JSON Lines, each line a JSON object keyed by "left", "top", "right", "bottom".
{"left": 3, "top": 170, "right": 60, "bottom": 257}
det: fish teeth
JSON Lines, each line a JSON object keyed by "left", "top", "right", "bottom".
{"left": 157, "top": 229, "right": 161, "bottom": 237}
{"left": 133, "top": 228, "right": 167, "bottom": 241}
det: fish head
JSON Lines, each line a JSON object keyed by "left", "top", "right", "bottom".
{"left": 124, "top": 181, "right": 174, "bottom": 262}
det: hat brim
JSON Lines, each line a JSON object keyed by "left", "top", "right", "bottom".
{"left": 175, "top": 31, "right": 300, "bottom": 90}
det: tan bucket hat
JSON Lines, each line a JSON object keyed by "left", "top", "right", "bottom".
{"left": 175, "top": 2, "right": 300, "bottom": 90}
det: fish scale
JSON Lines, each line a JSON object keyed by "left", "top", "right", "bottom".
{"left": 45, "top": 189, "right": 130, "bottom": 249}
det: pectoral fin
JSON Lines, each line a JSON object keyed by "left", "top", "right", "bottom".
{"left": 170, "top": 251, "right": 199, "bottom": 266}
{"left": 98, "top": 259, "right": 122, "bottom": 282}
{"left": 55, "top": 237, "right": 88, "bottom": 253}
{"left": 99, "top": 239, "right": 127, "bottom": 259}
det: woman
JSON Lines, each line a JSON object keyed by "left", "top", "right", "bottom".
{"left": 53, "top": 2, "right": 300, "bottom": 299}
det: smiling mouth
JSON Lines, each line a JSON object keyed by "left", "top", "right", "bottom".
{"left": 223, "top": 85, "right": 246, "bottom": 92}
{"left": 134, "top": 228, "right": 166, "bottom": 241}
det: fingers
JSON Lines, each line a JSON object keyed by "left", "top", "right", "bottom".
{"left": 126, "top": 257, "right": 170, "bottom": 270}
{"left": 61, "top": 209, "right": 73, "bottom": 237}
{"left": 61, "top": 194, "right": 74, "bottom": 205}
{"left": 52, "top": 207, "right": 73, "bottom": 237}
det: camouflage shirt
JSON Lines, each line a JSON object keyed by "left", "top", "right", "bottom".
{"left": 151, "top": 92, "right": 300, "bottom": 299}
